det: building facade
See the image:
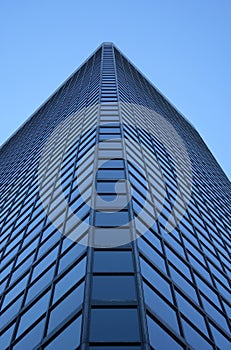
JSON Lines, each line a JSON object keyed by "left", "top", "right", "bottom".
{"left": 0, "top": 43, "right": 230, "bottom": 350}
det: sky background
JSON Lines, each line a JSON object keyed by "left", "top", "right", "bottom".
{"left": 1, "top": 0, "right": 230, "bottom": 178}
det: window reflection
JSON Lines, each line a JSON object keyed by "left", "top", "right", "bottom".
{"left": 93, "top": 251, "right": 134, "bottom": 272}
{"left": 147, "top": 316, "right": 183, "bottom": 350}
{"left": 45, "top": 316, "right": 82, "bottom": 350}
{"left": 90, "top": 308, "right": 140, "bottom": 342}
{"left": 92, "top": 276, "right": 136, "bottom": 300}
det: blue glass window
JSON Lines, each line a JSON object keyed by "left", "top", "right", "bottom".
{"left": 17, "top": 291, "right": 50, "bottom": 335}
{"left": 97, "top": 169, "right": 125, "bottom": 180}
{"left": 90, "top": 308, "right": 140, "bottom": 342}
{"left": 140, "top": 258, "right": 172, "bottom": 301}
{"left": 95, "top": 211, "right": 129, "bottom": 227}
{"left": 53, "top": 257, "right": 86, "bottom": 303}
{"left": 48, "top": 283, "right": 84, "bottom": 333}
{"left": 44, "top": 316, "right": 82, "bottom": 350}
{"left": 144, "top": 283, "right": 179, "bottom": 334}
{"left": 92, "top": 276, "right": 136, "bottom": 300}
{"left": 181, "top": 319, "right": 213, "bottom": 350}
{"left": 14, "top": 317, "right": 45, "bottom": 350}
{"left": 147, "top": 316, "right": 183, "bottom": 350}
{"left": 176, "top": 291, "right": 208, "bottom": 334}
{"left": 93, "top": 251, "right": 134, "bottom": 272}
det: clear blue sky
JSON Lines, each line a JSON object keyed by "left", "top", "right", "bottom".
{"left": 1, "top": 0, "right": 230, "bottom": 178}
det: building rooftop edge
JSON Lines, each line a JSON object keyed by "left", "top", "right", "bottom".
{"left": 0, "top": 42, "right": 198, "bottom": 151}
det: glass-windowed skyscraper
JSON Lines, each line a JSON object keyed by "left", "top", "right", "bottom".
{"left": 1, "top": 43, "right": 230, "bottom": 350}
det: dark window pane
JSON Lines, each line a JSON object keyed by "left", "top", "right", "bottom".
{"left": 99, "top": 134, "right": 120, "bottom": 141}
{"left": 97, "top": 169, "right": 125, "bottom": 180}
{"left": 95, "top": 211, "right": 129, "bottom": 227}
{"left": 90, "top": 308, "right": 140, "bottom": 342}
{"left": 100, "top": 127, "right": 120, "bottom": 134}
{"left": 89, "top": 346, "right": 141, "bottom": 350}
{"left": 92, "top": 276, "right": 136, "bottom": 300}
{"left": 93, "top": 251, "right": 134, "bottom": 272}
{"left": 97, "top": 181, "right": 127, "bottom": 194}
{"left": 99, "top": 159, "right": 124, "bottom": 168}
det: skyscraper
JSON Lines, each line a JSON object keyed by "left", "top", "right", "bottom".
{"left": 0, "top": 43, "right": 230, "bottom": 350}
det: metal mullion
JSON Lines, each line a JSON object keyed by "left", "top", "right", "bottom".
{"left": 80, "top": 46, "right": 103, "bottom": 350}
{"left": 113, "top": 46, "right": 150, "bottom": 350}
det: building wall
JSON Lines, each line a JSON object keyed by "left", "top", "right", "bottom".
{"left": 1, "top": 43, "right": 230, "bottom": 350}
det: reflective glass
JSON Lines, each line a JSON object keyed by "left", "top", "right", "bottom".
{"left": 93, "top": 251, "right": 134, "bottom": 272}
{"left": 53, "top": 257, "right": 86, "bottom": 302}
{"left": 48, "top": 283, "right": 84, "bottom": 333}
{"left": 181, "top": 319, "right": 213, "bottom": 350}
{"left": 144, "top": 282, "right": 179, "bottom": 334}
{"left": 13, "top": 317, "right": 45, "bottom": 350}
{"left": 1, "top": 323, "right": 15, "bottom": 350}
{"left": 97, "top": 169, "right": 125, "bottom": 179}
{"left": 17, "top": 291, "right": 50, "bottom": 335}
{"left": 92, "top": 276, "right": 136, "bottom": 300}
{"left": 140, "top": 258, "right": 172, "bottom": 300}
{"left": 45, "top": 316, "right": 82, "bottom": 350}
{"left": 147, "top": 316, "right": 183, "bottom": 350}
{"left": 176, "top": 291, "right": 208, "bottom": 334}
{"left": 90, "top": 308, "right": 140, "bottom": 342}
{"left": 95, "top": 211, "right": 129, "bottom": 227}
{"left": 209, "top": 322, "right": 230, "bottom": 350}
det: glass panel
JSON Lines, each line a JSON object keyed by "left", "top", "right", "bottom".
{"left": 97, "top": 169, "right": 125, "bottom": 180}
{"left": 165, "top": 247, "right": 191, "bottom": 279}
{"left": 97, "top": 181, "right": 127, "bottom": 194}
{"left": 1, "top": 323, "right": 15, "bottom": 350}
{"left": 181, "top": 319, "right": 213, "bottom": 350}
{"left": 99, "top": 134, "right": 120, "bottom": 141}
{"left": 144, "top": 283, "right": 179, "bottom": 334}
{"left": 93, "top": 251, "right": 134, "bottom": 272}
{"left": 89, "top": 345, "right": 141, "bottom": 350}
{"left": 176, "top": 292, "right": 207, "bottom": 334}
{"left": 100, "top": 127, "right": 120, "bottom": 134}
{"left": 138, "top": 239, "right": 166, "bottom": 273}
{"left": 2, "top": 274, "right": 28, "bottom": 308}
{"left": 201, "top": 296, "right": 229, "bottom": 333}
{"left": 99, "top": 159, "right": 124, "bottom": 168}
{"left": 140, "top": 258, "right": 172, "bottom": 300}
{"left": 210, "top": 322, "right": 230, "bottom": 350}
{"left": 17, "top": 292, "right": 50, "bottom": 335}
{"left": 169, "top": 265, "right": 198, "bottom": 302}
{"left": 48, "top": 283, "right": 84, "bottom": 333}
{"left": 1, "top": 295, "right": 23, "bottom": 326}
{"left": 44, "top": 316, "right": 82, "bottom": 350}
{"left": 53, "top": 257, "right": 86, "bottom": 303}
{"left": 90, "top": 308, "right": 140, "bottom": 342}
{"left": 92, "top": 276, "right": 136, "bottom": 300}
{"left": 58, "top": 244, "right": 86, "bottom": 274}
{"left": 95, "top": 211, "right": 129, "bottom": 227}
{"left": 147, "top": 316, "right": 183, "bottom": 350}
{"left": 14, "top": 317, "right": 45, "bottom": 350}
{"left": 26, "top": 265, "right": 55, "bottom": 303}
